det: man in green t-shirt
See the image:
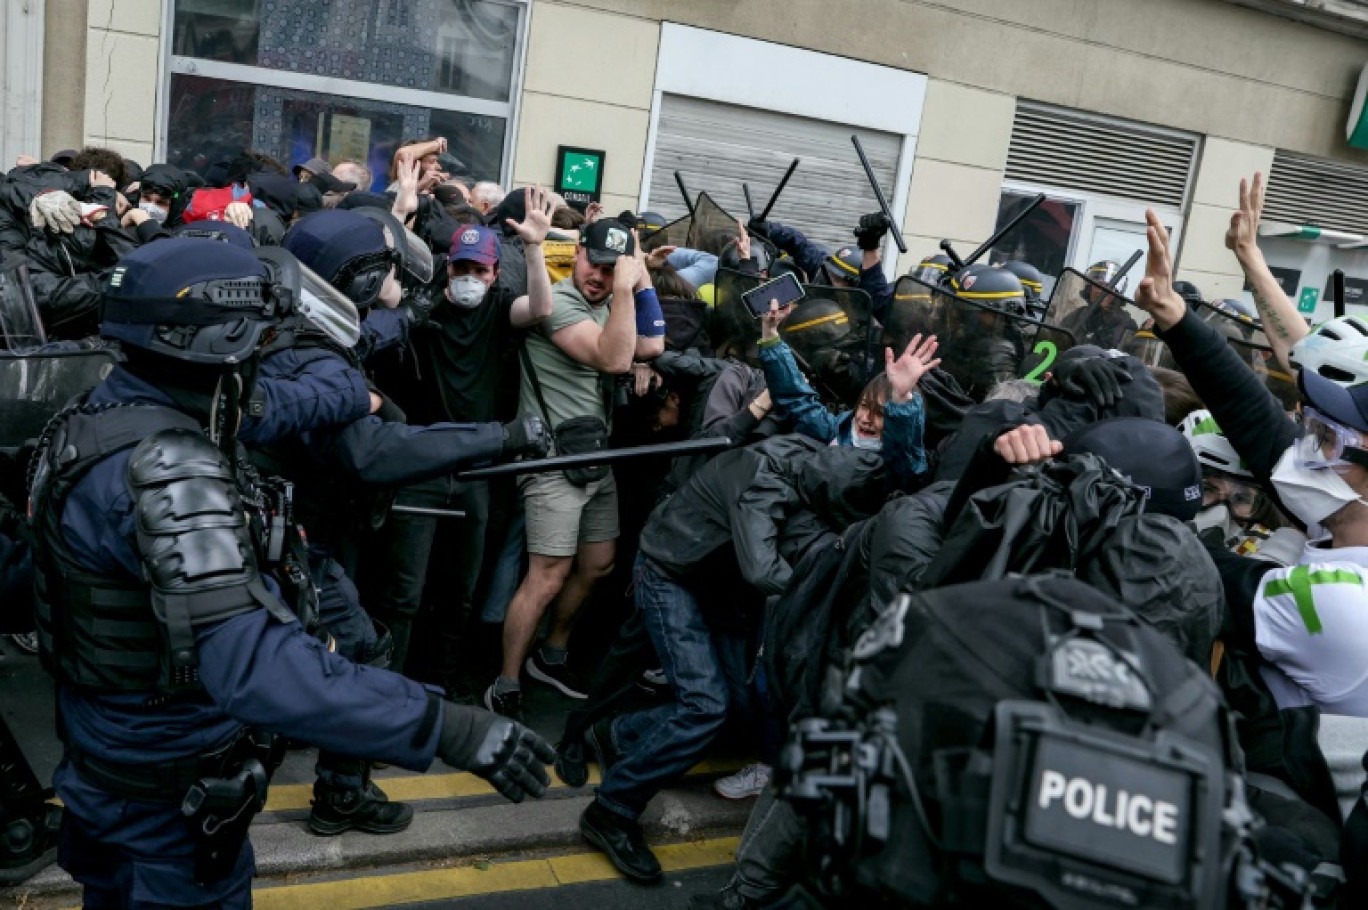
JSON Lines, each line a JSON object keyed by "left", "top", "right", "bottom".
{"left": 486, "top": 219, "right": 665, "bottom": 719}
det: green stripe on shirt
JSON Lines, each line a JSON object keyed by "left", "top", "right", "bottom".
{"left": 1262, "top": 565, "right": 1364, "bottom": 635}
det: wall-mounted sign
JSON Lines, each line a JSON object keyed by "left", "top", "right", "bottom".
{"left": 1298, "top": 287, "right": 1320, "bottom": 314}
{"left": 555, "top": 146, "right": 606, "bottom": 206}
{"left": 1323, "top": 275, "right": 1368, "bottom": 309}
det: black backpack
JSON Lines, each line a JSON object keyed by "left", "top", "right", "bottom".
{"left": 780, "top": 574, "right": 1285, "bottom": 910}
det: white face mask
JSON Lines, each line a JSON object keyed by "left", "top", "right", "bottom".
{"left": 850, "top": 426, "right": 882, "bottom": 452}
{"left": 447, "top": 274, "right": 487, "bottom": 309}
{"left": 1270, "top": 445, "right": 1368, "bottom": 528}
{"left": 138, "top": 201, "right": 168, "bottom": 223}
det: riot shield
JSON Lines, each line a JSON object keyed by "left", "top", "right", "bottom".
{"left": 1045, "top": 268, "right": 1148, "bottom": 351}
{"left": 640, "top": 211, "right": 692, "bottom": 253}
{"left": 686, "top": 192, "right": 742, "bottom": 253}
{"left": 711, "top": 268, "right": 878, "bottom": 407}
{"left": 0, "top": 348, "right": 120, "bottom": 450}
{"left": 0, "top": 255, "right": 47, "bottom": 351}
{"left": 892, "top": 276, "right": 1075, "bottom": 401}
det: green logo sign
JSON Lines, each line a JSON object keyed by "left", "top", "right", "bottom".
{"left": 555, "top": 146, "right": 606, "bottom": 204}
{"left": 560, "top": 152, "right": 601, "bottom": 192}
{"left": 1298, "top": 287, "right": 1320, "bottom": 314}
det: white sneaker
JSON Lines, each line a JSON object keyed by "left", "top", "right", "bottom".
{"left": 713, "top": 763, "right": 771, "bottom": 800}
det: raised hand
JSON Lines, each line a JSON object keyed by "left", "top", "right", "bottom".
{"left": 392, "top": 155, "right": 421, "bottom": 220}
{"left": 761, "top": 299, "right": 795, "bottom": 342}
{"left": 1132, "top": 208, "right": 1186, "bottom": 331}
{"left": 885, "top": 334, "right": 941, "bottom": 403}
{"left": 734, "top": 218, "right": 752, "bottom": 261}
{"left": 645, "top": 244, "right": 678, "bottom": 270}
{"left": 1225, "top": 172, "right": 1264, "bottom": 259}
{"left": 507, "top": 184, "right": 555, "bottom": 246}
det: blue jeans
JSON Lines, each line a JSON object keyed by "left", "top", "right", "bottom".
{"left": 597, "top": 555, "right": 732, "bottom": 820}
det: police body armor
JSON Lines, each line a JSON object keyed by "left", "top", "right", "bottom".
{"left": 249, "top": 317, "right": 396, "bottom": 550}
{"left": 29, "top": 402, "right": 310, "bottom": 695}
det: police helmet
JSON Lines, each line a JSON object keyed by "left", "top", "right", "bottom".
{"left": 824, "top": 246, "right": 863, "bottom": 285}
{"left": 780, "top": 297, "right": 851, "bottom": 357}
{"left": 908, "top": 253, "right": 952, "bottom": 286}
{"left": 719, "top": 237, "right": 772, "bottom": 274}
{"left": 949, "top": 264, "right": 1027, "bottom": 316}
{"left": 1172, "top": 279, "right": 1204, "bottom": 310}
{"left": 173, "top": 221, "right": 255, "bottom": 249}
{"left": 1085, "top": 260, "right": 1129, "bottom": 295}
{"left": 999, "top": 260, "right": 1044, "bottom": 303}
{"left": 284, "top": 210, "right": 400, "bottom": 307}
{"left": 771, "top": 257, "right": 806, "bottom": 285}
{"left": 100, "top": 238, "right": 287, "bottom": 365}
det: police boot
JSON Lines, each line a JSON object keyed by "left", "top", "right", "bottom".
{"left": 308, "top": 758, "right": 414, "bottom": 836}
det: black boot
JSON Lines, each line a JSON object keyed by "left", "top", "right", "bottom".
{"left": 308, "top": 758, "right": 414, "bottom": 836}
{"left": 580, "top": 799, "right": 661, "bottom": 883}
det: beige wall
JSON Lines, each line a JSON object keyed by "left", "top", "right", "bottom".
{"left": 558, "top": 0, "right": 1368, "bottom": 166}
{"left": 81, "top": 0, "right": 160, "bottom": 165}
{"left": 1175, "top": 138, "right": 1277, "bottom": 297}
{"left": 512, "top": 2, "right": 660, "bottom": 217}
{"left": 40, "top": 0, "right": 88, "bottom": 158}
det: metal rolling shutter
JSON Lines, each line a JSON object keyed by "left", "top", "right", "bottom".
{"left": 647, "top": 93, "right": 902, "bottom": 253}
{"left": 1005, "top": 103, "right": 1198, "bottom": 208}
{"left": 1263, "top": 151, "right": 1368, "bottom": 235}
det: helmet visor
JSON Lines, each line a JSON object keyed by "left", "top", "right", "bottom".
{"left": 298, "top": 263, "right": 361, "bottom": 349}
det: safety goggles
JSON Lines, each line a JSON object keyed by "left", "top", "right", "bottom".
{"left": 1293, "top": 406, "right": 1368, "bottom": 470}
{"left": 1200, "top": 475, "right": 1260, "bottom": 517}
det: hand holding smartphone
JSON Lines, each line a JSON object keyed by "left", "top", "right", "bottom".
{"left": 742, "top": 272, "right": 805, "bottom": 319}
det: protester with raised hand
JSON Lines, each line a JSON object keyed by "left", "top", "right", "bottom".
{"left": 1225, "top": 172, "right": 1307, "bottom": 371}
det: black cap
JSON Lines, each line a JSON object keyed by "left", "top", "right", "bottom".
{"left": 1063, "top": 417, "right": 1203, "bottom": 521}
{"left": 307, "top": 171, "right": 357, "bottom": 195}
{"left": 579, "top": 219, "right": 635, "bottom": 266}
{"left": 50, "top": 149, "right": 78, "bottom": 167}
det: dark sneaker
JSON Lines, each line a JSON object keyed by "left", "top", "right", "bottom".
{"left": 8, "top": 632, "right": 38, "bottom": 654}
{"left": 580, "top": 800, "right": 661, "bottom": 883}
{"left": 525, "top": 651, "right": 589, "bottom": 699}
{"left": 583, "top": 716, "right": 620, "bottom": 775}
{"left": 308, "top": 781, "right": 414, "bottom": 836}
{"left": 554, "top": 739, "right": 590, "bottom": 789}
{"left": 483, "top": 684, "right": 526, "bottom": 723}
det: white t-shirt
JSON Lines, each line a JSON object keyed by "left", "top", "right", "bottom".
{"left": 1254, "top": 539, "right": 1368, "bottom": 715}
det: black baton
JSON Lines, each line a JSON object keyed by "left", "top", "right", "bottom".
{"left": 457, "top": 437, "right": 732, "bottom": 481}
{"left": 850, "top": 135, "right": 907, "bottom": 254}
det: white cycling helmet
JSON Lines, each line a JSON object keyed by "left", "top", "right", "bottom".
{"left": 1180, "top": 409, "right": 1252, "bottom": 479}
{"left": 1289, "top": 315, "right": 1368, "bottom": 386}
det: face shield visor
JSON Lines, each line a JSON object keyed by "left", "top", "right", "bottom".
{"left": 0, "top": 254, "right": 46, "bottom": 350}
{"left": 255, "top": 247, "right": 359, "bottom": 348}
{"left": 1293, "top": 406, "right": 1368, "bottom": 471}
{"left": 351, "top": 207, "right": 435, "bottom": 287}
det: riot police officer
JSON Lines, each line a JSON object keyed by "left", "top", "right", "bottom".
{"left": 1060, "top": 259, "right": 1138, "bottom": 349}
{"left": 29, "top": 238, "right": 553, "bottom": 907}
{"left": 243, "top": 209, "right": 549, "bottom": 836}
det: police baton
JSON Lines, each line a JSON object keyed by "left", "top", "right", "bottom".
{"left": 1115, "top": 249, "right": 1144, "bottom": 288}
{"left": 742, "top": 183, "right": 756, "bottom": 220}
{"left": 1335, "top": 269, "right": 1347, "bottom": 318}
{"left": 757, "top": 158, "right": 800, "bottom": 223}
{"left": 850, "top": 135, "right": 907, "bottom": 254}
{"left": 455, "top": 436, "right": 733, "bottom": 481}
{"left": 390, "top": 505, "right": 468, "bottom": 519}
{"left": 674, "top": 171, "right": 695, "bottom": 217}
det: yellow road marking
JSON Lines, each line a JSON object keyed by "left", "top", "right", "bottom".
{"left": 251, "top": 836, "right": 739, "bottom": 910}
{"left": 263, "top": 759, "right": 744, "bottom": 812}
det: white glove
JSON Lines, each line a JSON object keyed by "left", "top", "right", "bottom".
{"left": 223, "top": 202, "right": 253, "bottom": 229}
{"left": 30, "top": 191, "right": 82, "bottom": 234}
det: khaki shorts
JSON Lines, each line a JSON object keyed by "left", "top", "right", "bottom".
{"left": 519, "top": 468, "right": 619, "bottom": 557}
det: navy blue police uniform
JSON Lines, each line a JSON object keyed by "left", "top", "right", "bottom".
{"left": 29, "top": 238, "right": 553, "bottom": 908}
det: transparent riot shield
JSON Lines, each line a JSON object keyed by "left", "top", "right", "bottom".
{"left": 640, "top": 211, "right": 692, "bottom": 253}
{"left": 0, "top": 255, "right": 47, "bottom": 351}
{"left": 0, "top": 348, "right": 120, "bottom": 450}
{"left": 893, "top": 276, "right": 1076, "bottom": 401}
{"left": 1118, "top": 324, "right": 1298, "bottom": 413}
{"left": 710, "top": 267, "right": 764, "bottom": 362}
{"left": 1045, "top": 268, "right": 1149, "bottom": 351}
{"left": 686, "top": 192, "right": 742, "bottom": 254}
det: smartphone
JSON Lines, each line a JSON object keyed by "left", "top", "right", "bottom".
{"left": 742, "top": 272, "right": 806, "bottom": 319}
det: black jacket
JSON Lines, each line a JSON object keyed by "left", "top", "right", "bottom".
{"left": 638, "top": 435, "right": 886, "bottom": 602}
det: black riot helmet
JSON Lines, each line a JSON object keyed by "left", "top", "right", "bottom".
{"left": 908, "top": 253, "right": 953, "bottom": 286}
{"left": 1000, "top": 260, "right": 1046, "bottom": 320}
{"left": 823, "top": 246, "right": 863, "bottom": 287}
{"left": 1084, "top": 260, "right": 1129, "bottom": 305}
{"left": 719, "top": 236, "right": 772, "bottom": 275}
{"left": 284, "top": 208, "right": 434, "bottom": 308}
{"left": 948, "top": 264, "right": 1027, "bottom": 316}
{"left": 100, "top": 238, "right": 288, "bottom": 365}
{"left": 780, "top": 297, "right": 851, "bottom": 358}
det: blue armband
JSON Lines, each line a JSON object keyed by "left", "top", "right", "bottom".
{"left": 635, "top": 287, "right": 666, "bottom": 338}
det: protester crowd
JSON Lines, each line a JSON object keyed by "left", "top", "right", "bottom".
{"left": 0, "top": 135, "right": 1363, "bottom": 910}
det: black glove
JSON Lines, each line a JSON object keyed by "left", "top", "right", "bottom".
{"left": 437, "top": 702, "right": 554, "bottom": 803}
{"left": 854, "top": 212, "right": 891, "bottom": 251}
{"left": 1050, "top": 356, "right": 1132, "bottom": 410}
{"left": 402, "top": 288, "right": 436, "bottom": 329}
{"left": 502, "top": 415, "right": 551, "bottom": 459}
{"left": 746, "top": 216, "right": 771, "bottom": 238}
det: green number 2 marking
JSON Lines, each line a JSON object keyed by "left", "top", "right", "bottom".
{"left": 1023, "top": 339, "right": 1058, "bottom": 384}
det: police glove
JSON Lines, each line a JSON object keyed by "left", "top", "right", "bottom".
{"left": 437, "top": 702, "right": 554, "bottom": 803}
{"left": 502, "top": 415, "right": 550, "bottom": 459}
{"left": 854, "top": 212, "right": 891, "bottom": 251}
{"left": 1050, "top": 355, "right": 1132, "bottom": 409}
{"left": 746, "top": 216, "right": 771, "bottom": 238}
{"left": 30, "top": 190, "right": 83, "bottom": 234}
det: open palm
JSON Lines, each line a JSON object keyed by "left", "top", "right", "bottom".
{"left": 886, "top": 334, "right": 940, "bottom": 402}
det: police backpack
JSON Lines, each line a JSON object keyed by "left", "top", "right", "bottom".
{"left": 780, "top": 574, "right": 1307, "bottom": 909}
